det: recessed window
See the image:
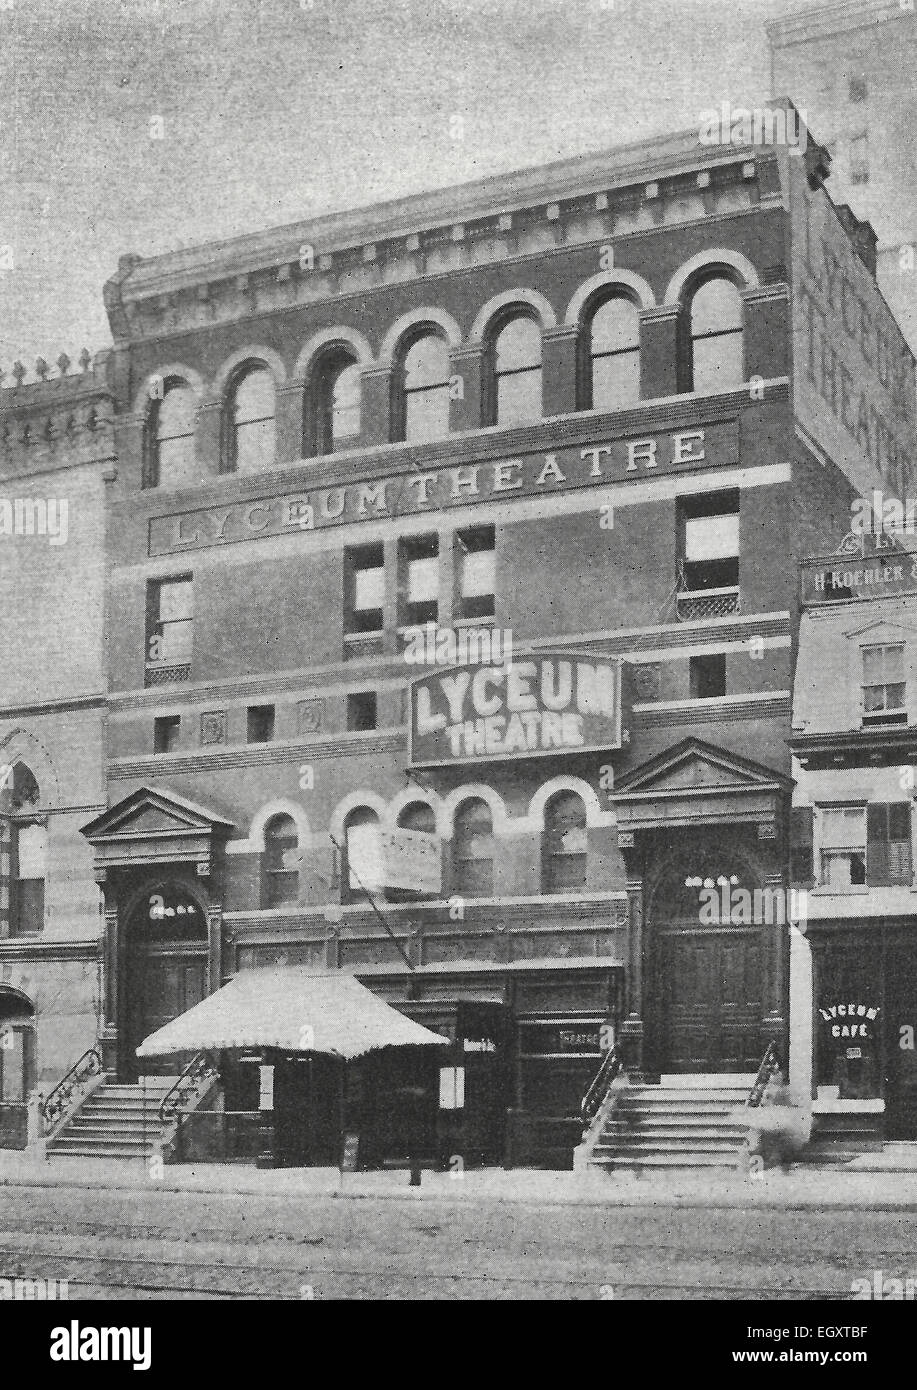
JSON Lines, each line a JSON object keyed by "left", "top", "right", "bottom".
{"left": 543, "top": 792, "right": 588, "bottom": 894}
{"left": 491, "top": 315, "right": 542, "bottom": 426}
{"left": 687, "top": 276, "right": 744, "bottom": 393}
{"left": 147, "top": 577, "right": 194, "bottom": 671}
{"left": 312, "top": 351, "right": 360, "bottom": 455}
{"left": 849, "top": 132, "right": 869, "bottom": 184}
{"left": 344, "top": 807, "right": 384, "bottom": 900}
{"left": 862, "top": 644, "right": 906, "bottom": 723}
{"left": 347, "top": 691, "right": 377, "bottom": 731}
{"left": 346, "top": 544, "right": 385, "bottom": 635}
{"left": 690, "top": 653, "right": 726, "bottom": 699}
{"left": 680, "top": 492, "right": 740, "bottom": 592}
{"left": 819, "top": 807, "right": 867, "bottom": 889}
{"left": 399, "top": 332, "right": 450, "bottom": 443}
{"left": 11, "top": 766, "right": 46, "bottom": 938}
{"left": 400, "top": 535, "right": 439, "bottom": 626}
{"left": 146, "top": 379, "right": 197, "bottom": 489}
{"left": 453, "top": 798, "right": 494, "bottom": 898}
{"left": 849, "top": 76, "right": 867, "bottom": 104}
{"left": 247, "top": 705, "right": 275, "bottom": 743}
{"left": 456, "top": 527, "right": 495, "bottom": 620}
{"left": 154, "top": 715, "right": 181, "bottom": 754}
{"left": 264, "top": 814, "right": 299, "bottom": 907}
{"left": 226, "top": 365, "right": 276, "bottom": 473}
{"left": 587, "top": 296, "right": 640, "bottom": 411}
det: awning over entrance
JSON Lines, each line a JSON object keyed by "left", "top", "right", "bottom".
{"left": 135, "top": 967, "right": 450, "bottom": 1060}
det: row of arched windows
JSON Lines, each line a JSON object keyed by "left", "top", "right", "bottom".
{"left": 261, "top": 790, "right": 590, "bottom": 907}
{"left": 144, "top": 270, "right": 748, "bottom": 488}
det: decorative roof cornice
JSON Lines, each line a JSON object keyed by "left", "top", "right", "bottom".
{"left": 766, "top": 0, "right": 908, "bottom": 47}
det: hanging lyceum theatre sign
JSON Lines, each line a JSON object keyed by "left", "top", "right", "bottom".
{"left": 409, "top": 653, "right": 621, "bottom": 765}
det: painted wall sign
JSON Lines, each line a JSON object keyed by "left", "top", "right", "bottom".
{"left": 147, "top": 425, "right": 738, "bottom": 557}
{"left": 409, "top": 653, "right": 621, "bottom": 765}
{"left": 518, "top": 1021, "right": 606, "bottom": 1055}
{"left": 792, "top": 160, "right": 916, "bottom": 497}
{"left": 801, "top": 534, "right": 917, "bottom": 604}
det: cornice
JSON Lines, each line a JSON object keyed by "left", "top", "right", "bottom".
{"left": 0, "top": 939, "right": 100, "bottom": 961}
{"left": 108, "top": 730, "right": 405, "bottom": 778}
{"left": 632, "top": 692, "right": 792, "bottom": 728}
{"left": 766, "top": 2, "right": 907, "bottom": 46}
{"left": 0, "top": 693, "right": 106, "bottom": 720}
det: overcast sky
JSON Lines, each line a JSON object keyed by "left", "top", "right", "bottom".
{"left": 0, "top": 0, "right": 812, "bottom": 378}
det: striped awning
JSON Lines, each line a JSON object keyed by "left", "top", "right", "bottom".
{"left": 135, "top": 966, "right": 449, "bottom": 1060}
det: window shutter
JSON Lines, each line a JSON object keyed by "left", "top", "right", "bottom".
{"left": 790, "top": 806, "right": 814, "bottom": 885}
{"left": 867, "top": 803, "right": 891, "bottom": 885}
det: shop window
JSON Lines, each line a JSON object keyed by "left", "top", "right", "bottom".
{"left": 399, "top": 535, "right": 439, "bottom": 626}
{"left": 689, "top": 653, "right": 726, "bottom": 699}
{"left": 818, "top": 807, "right": 866, "bottom": 889}
{"left": 679, "top": 492, "right": 740, "bottom": 601}
{"left": 489, "top": 314, "right": 542, "bottom": 426}
{"left": 343, "top": 807, "right": 384, "bottom": 901}
{"left": 146, "top": 379, "right": 197, "bottom": 489}
{"left": 866, "top": 803, "right": 912, "bottom": 886}
{"left": 247, "top": 705, "right": 275, "bottom": 744}
{"left": 347, "top": 691, "right": 377, "bottom": 732}
{"left": 453, "top": 798, "right": 494, "bottom": 898}
{"left": 147, "top": 576, "right": 193, "bottom": 672}
{"left": 263, "top": 814, "right": 299, "bottom": 907}
{"left": 345, "top": 544, "right": 385, "bottom": 635}
{"left": 543, "top": 792, "right": 587, "bottom": 894}
{"left": 862, "top": 644, "right": 906, "bottom": 723}
{"left": 398, "top": 332, "right": 450, "bottom": 443}
{"left": 455, "top": 527, "right": 495, "bottom": 621}
{"left": 11, "top": 820, "right": 46, "bottom": 937}
{"left": 153, "top": 716, "right": 181, "bottom": 754}
{"left": 687, "top": 275, "right": 744, "bottom": 394}
{"left": 311, "top": 350, "right": 360, "bottom": 455}
{"left": 586, "top": 295, "right": 640, "bottom": 411}
{"left": 225, "top": 365, "right": 276, "bottom": 473}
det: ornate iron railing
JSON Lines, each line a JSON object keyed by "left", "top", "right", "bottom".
{"left": 40, "top": 1048, "right": 102, "bottom": 1130}
{"left": 581, "top": 1041, "right": 623, "bottom": 1129}
{"left": 158, "top": 1052, "right": 218, "bottom": 1126}
{"left": 746, "top": 1042, "right": 781, "bottom": 1109}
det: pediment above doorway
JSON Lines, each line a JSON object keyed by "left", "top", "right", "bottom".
{"left": 81, "top": 786, "right": 234, "bottom": 875}
{"left": 611, "top": 737, "right": 792, "bottom": 832}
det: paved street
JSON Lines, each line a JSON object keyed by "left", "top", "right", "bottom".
{"left": 2, "top": 1172, "right": 917, "bottom": 1299}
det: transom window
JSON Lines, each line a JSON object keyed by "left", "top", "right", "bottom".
{"left": 588, "top": 296, "right": 640, "bottom": 411}
{"left": 688, "top": 276, "right": 744, "bottom": 394}
{"left": 227, "top": 365, "right": 276, "bottom": 473}
{"left": 863, "top": 644, "right": 906, "bottom": 722}
{"left": 400, "top": 333, "right": 450, "bottom": 443}
{"left": 491, "top": 315, "right": 542, "bottom": 426}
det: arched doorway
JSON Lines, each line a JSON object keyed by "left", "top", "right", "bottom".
{"left": 647, "top": 846, "right": 765, "bottom": 1075}
{"left": 121, "top": 882, "right": 209, "bottom": 1079}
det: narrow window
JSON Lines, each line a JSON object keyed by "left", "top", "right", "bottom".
{"left": 148, "top": 380, "right": 197, "bottom": 489}
{"left": 850, "top": 132, "right": 869, "bottom": 184}
{"left": 690, "top": 653, "right": 726, "bottom": 699}
{"left": 818, "top": 807, "right": 867, "bottom": 889}
{"left": 247, "top": 705, "right": 275, "bottom": 743}
{"left": 456, "top": 526, "right": 495, "bottom": 620}
{"left": 588, "top": 297, "right": 640, "bottom": 411}
{"left": 491, "top": 315, "right": 541, "bottom": 425}
{"left": 313, "top": 352, "right": 360, "bottom": 454}
{"left": 264, "top": 814, "right": 299, "bottom": 906}
{"left": 688, "top": 276, "right": 743, "bottom": 393}
{"left": 400, "top": 535, "right": 439, "bottom": 626}
{"left": 453, "top": 798, "right": 494, "bottom": 898}
{"left": 148, "top": 577, "right": 194, "bottom": 671}
{"left": 400, "top": 333, "right": 450, "bottom": 443}
{"left": 227, "top": 365, "right": 276, "bottom": 473}
{"left": 344, "top": 808, "right": 384, "bottom": 899}
{"left": 347, "top": 691, "right": 378, "bottom": 731}
{"left": 11, "top": 823, "right": 46, "bottom": 936}
{"left": 866, "top": 803, "right": 912, "bottom": 886}
{"left": 346, "top": 544, "right": 385, "bottom": 635}
{"left": 862, "top": 644, "right": 906, "bottom": 723}
{"left": 680, "top": 493, "right": 740, "bottom": 592}
{"left": 543, "top": 792, "right": 588, "bottom": 893}
{"left": 154, "top": 716, "right": 181, "bottom": 753}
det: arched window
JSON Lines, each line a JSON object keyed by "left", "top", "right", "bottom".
{"left": 9, "top": 765, "right": 45, "bottom": 937}
{"left": 587, "top": 296, "right": 640, "bottom": 411}
{"left": 399, "top": 332, "right": 450, "bottom": 442}
{"left": 0, "top": 990, "right": 35, "bottom": 1106}
{"left": 453, "top": 799, "right": 494, "bottom": 898}
{"left": 398, "top": 802, "right": 436, "bottom": 834}
{"left": 688, "top": 276, "right": 744, "bottom": 393}
{"left": 344, "top": 807, "right": 383, "bottom": 901}
{"left": 311, "top": 351, "right": 361, "bottom": 455}
{"left": 491, "top": 315, "right": 542, "bottom": 425}
{"left": 147, "top": 379, "right": 197, "bottom": 489}
{"left": 226, "top": 365, "right": 276, "bottom": 473}
{"left": 263, "top": 814, "right": 299, "bottom": 907}
{"left": 543, "top": 792, "right": 588, "bottom": 894}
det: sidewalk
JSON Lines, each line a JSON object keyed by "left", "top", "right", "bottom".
{"left": 2, "top": 1151, "right": 917, "bottom": 1207}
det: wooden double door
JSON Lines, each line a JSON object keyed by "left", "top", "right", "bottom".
{"left": 654, "top": 927, "right": 763, "bottom": 1074}
{"left": 122, "top": 947, "right": 208, "bottom": 1080}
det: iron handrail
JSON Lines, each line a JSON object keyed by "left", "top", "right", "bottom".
{"left": 158, "top": 1052, "right": 217, "bottom": 1126}
{"left": 746, "top": 1042, "right": 781, "bottom": 1109}
{"left": 581, "top": 1040, "right": 623, "bottom": 1128}
{"left": 40, "top": 1048, "right": 102, "bottom": 1128}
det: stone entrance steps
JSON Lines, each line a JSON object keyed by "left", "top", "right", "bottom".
{"left": 47, "top": 1077, "right": 179, "bottom": 1160}
{"left": 589, "top": 1075, "right": 755, "bottom": 1173}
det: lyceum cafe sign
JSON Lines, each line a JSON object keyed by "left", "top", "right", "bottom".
{"left": 147, "top": 425, "right": 737, "bottom": 556}
{"left": 410, "top": 653, "right": 621, "bottom": 765}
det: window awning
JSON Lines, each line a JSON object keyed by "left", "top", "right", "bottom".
{"left": 135, "top": 967, "right": 449, "bottom": 1060}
